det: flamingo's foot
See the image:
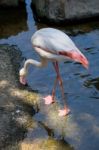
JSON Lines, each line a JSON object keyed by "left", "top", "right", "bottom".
{"left": 58, "top": 107, "right": 70, "bottom": 117}
{"left": 43, "top": 95, "right": 55, "bottom": 105}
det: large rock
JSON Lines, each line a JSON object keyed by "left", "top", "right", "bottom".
{"left": 0, "top": 44, "right": 39, "bottom": 149}
{"left": 32, "top": 0, "right": 99, "bottom": 23}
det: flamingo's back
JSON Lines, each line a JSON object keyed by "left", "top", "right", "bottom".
{"left": 31, "top": 28, "right": 79, "bottom": 54}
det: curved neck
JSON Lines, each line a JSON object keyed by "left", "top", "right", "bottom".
{"left": 24, "top": 58, "right": 47, "bottom": 72}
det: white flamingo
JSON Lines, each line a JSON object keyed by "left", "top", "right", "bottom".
{"left": 19, "top": 28, "right": 89, "bottom": 117}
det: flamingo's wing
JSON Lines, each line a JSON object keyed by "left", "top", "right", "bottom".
{"left": 31, "top": 28, "right": 79, "bottom": 55}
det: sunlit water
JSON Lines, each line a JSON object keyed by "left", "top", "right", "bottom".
{"left": 0, "top": 0, "right": 99, "bottom": 150}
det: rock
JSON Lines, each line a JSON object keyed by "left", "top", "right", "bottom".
{"left": 21, "top": 138, "right": 73, "bottom": 150}
{"left": 0, "top": 44, "right": 39, "bottom": 149}
{"left": 31, "top": 0, "right": 99, "bottom": 23}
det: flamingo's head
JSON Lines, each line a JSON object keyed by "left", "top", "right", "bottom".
{"left": 19, "top": 68, "right": 27, "bottom": 85}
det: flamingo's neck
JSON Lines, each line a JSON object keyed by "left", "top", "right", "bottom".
{"left": 24, "top": 58, "right": 47, "bottom": 73}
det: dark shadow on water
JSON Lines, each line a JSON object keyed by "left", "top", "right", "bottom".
{"left": 84, "top": 77, "right": 99, "bottom": 90}
{"left": 0, "top": 4, "right": 28, "bottom": 39}
{"left": 36, "top": 20, "right": 99, "bottom": 36}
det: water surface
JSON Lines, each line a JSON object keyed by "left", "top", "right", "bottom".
{"left": 0, "top": 0, "right": 99, "bottom": 150}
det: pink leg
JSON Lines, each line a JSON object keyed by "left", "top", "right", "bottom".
{"left": 54, "top": 62, "right": 70, "bottom": 116}
{"left": 43, "top": 63, "right": 58, "bottom": 105}
{"left": 51, "top": 62, "right": 59, "bottom": 100}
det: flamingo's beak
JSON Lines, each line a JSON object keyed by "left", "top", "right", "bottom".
{"left": 78, "top": 54, "right": 89, "bottom": 69}
{"left": 67, "top": 51, "right": 89, "bottom": 69}
{"left": 19, "top": 75, "right": 27, "bottom": 85}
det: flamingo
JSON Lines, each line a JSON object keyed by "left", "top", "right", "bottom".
{"left": 19, "top": 28, "right": 89, "bottom": 117}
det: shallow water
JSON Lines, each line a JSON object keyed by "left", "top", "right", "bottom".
{"left": 0, "top": 0, "right": 99, "bottom": 149}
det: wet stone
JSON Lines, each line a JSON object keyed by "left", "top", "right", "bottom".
{"left": 0, "top": 44, "right": 39, "bottom": 149}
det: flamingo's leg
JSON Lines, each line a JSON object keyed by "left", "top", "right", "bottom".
{"left": 43, "top": 78, "right": 58, "bottom": 105}
{"left": 43, "top": 62, "right": 58, "bottom": 105}
{"left": 51, "top": 62, "right": 59, "bottom": 100}
{"left": 54, "top": 62, "right": 70, "bottom": 116}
